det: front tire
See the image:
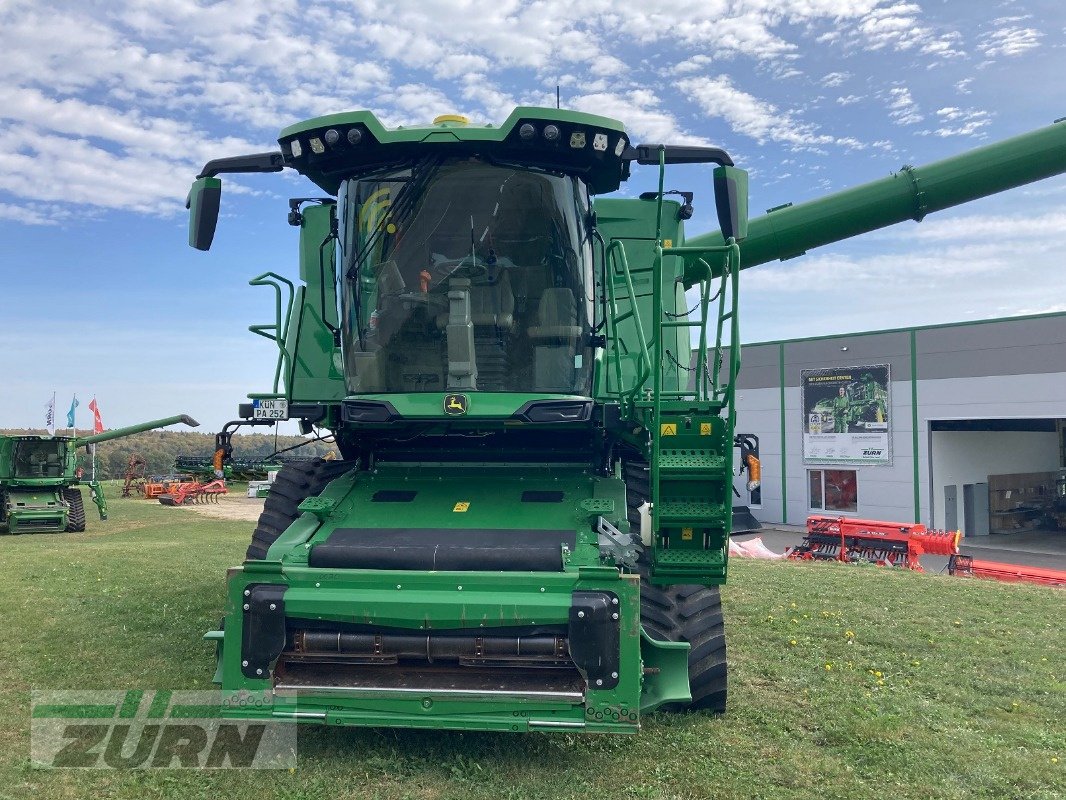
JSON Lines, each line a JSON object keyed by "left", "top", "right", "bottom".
{"left": 246, "top": 458, "right": 352, "bottom": 560}
{"left": 625, "top": 460, "right": 727, "bottom": 713}
{"left": 64, "top": 488, "right": 86, "bottom": 532}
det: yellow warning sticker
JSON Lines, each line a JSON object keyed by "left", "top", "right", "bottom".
{"left": 681, "top": 527, "right": 694, "bottom": 541}
{"left": 453, "top": 502, "right": 470, "bottom": 512}
{"left": 660, "top": 423, "right": 677, "bottom": 436}
{"left": 700, "top": 422, "right": 713, "bottom": 435}
{"left": 663, "top": 239, "right": 672, "bottom": 248}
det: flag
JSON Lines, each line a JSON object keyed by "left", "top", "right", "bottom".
{"left": 88, "top": 398, "right": 104, "bottom": 434}
{"left": 67, "top": 396, "right": 79, "bottom": 428}
{"left": 45, "top": 394, "right": 56, "bottom": 436}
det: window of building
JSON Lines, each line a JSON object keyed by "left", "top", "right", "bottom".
{"left": 808, "top": 469, "right": 858, "bottom": 512}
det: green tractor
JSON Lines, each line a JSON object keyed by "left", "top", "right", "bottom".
{"left": 189, "top": 109, "right": 1066, "bottom": 733}
{"left": 0, "top": 415, "right": 199, "bottom": 534}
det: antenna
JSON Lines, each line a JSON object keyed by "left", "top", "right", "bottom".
{"left": 556, "top": 85, "right": 560, "bottom": 109}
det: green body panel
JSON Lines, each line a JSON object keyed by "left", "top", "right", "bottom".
{"left": 592, "top": 198, "right": 690, "bottom": 401}
{"left": 684, "top": 118, "right": 1066, "bottom": 272}
{"left": 209, "top": 464, "right": 686, "bottom": 732}
{"left": 284, "top": 204, "right": 346, "bottom": 402}
{"left": 0, "top": 415, "right": 197, "bottom": 533}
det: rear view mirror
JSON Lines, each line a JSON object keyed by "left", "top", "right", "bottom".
{"left": 713, "top": 166, "right": 748, "bottom": 242}
{"left": 187, "top": 177, "right": 222, "bottom": 251}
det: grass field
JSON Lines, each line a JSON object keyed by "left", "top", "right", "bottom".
{"left": 0, "top": 483, "right": 1062, "bottom": 800}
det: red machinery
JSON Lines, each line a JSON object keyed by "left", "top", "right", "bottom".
{"left": 789, "top": 515, "right": 961, "bottom": 571}
{"left": 157, "top": 479, "right": 228, "bottom": 506}
{"left": 948, "top": 555, "right": 1066, "bottom": 588}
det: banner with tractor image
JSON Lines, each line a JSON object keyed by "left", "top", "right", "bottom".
{"left": 802, "top": 365, "right": 891, "bottom": 465}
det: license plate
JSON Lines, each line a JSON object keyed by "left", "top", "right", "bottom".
{"left": 252, "top": 399, "right": 288, "bottom": 420}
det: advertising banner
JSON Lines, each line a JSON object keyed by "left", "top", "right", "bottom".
{"left": 802, "top": 365, "right": 891, "bottom": 465}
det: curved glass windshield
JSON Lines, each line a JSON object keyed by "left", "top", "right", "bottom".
{"left": 339, "top": 158, "right": 594, "bottom": 395}
{"left": 12, "top": 440, "right": 66, "bottom": 478}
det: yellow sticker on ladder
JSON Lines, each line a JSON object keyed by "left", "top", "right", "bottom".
{"left": 663, "top": 239, "right": 672, "bottom": 248}
{"left": 453, "top": 502, "right": 470, "bottom": 512}
{"left": 700, "top": 422, "right": 713, "bottom": 435}
{"left": 681, "top": 528, "right": 694, "bottom": 541}
{"left": 660, "top": 423, "right": 677, "bottom": 436}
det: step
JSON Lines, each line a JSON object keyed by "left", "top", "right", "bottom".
{"left": 648, "top": 547, "right": 726, "bottom": 586}
{"left": 658, "top": 449, "right": 726, "bottom": 472}
{"left": 657, "top": 498, "right": 728, "bottom": 524}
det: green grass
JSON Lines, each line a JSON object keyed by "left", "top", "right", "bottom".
{"left": 0, "top": 483, "right": 1062, "bottom": 800}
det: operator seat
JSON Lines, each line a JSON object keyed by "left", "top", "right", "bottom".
{"left": 528, "top": 288, "right": 583, "bottom": 391}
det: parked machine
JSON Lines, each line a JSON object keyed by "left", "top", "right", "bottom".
{"left": 0, "top": 415, "right": 199, "bottom": 534}
{"left": 790, "top": 515, "right": 961, "bottom": 571}
{"left": 187, "top": 108, "right": 1066, "bottom": 733}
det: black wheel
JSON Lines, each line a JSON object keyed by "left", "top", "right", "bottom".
{"left": 246, "top": 458, "right": 353, "bottom": 560}
{"left": 624, "top": 460, "right": 728, "bottom": 713}
{"left": 63, "top": 488, "right": 86, "bottom": 532}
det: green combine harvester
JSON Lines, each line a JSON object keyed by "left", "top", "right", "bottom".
{"left": 0, "top": 415, "right": 199, "bottom": 534}
{"left": 189, "top": 108, "right": 1066, "bottom": 733}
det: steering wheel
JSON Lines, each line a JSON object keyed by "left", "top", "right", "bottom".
{"left": 441, "top": 256, "right": 489, "bottom": 280}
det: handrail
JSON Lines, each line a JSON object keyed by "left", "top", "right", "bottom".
{"left": 249, "top": 271, "right": 295, "bottom": 393}
{"left": 604, "top": 239, "right": 652, "bottom": 401}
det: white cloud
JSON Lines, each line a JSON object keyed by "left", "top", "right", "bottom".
{"left": 680, "top": 76, "right": 863, "bottom": 152}
{"left": 885, "top": 86, "right": 922, "bottom": 125}
{"left": 978, "top": 18, "right": 1043, "bottom": 58}
{"left": 821, "top": 72, "right": 850, "bottom": 88}
{"left": 929, "top": 106, "right": 991, "bottom": 137}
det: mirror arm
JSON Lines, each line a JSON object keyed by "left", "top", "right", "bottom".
{"left": 622, "top": 145, "right": 734, "bottom": 167}
{"left": 197, "top": 152, "right": 286, "bottom": 179}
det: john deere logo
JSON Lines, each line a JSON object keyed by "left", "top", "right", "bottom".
{"left": 444, "top": 394, "right": 468, "bottom": 415}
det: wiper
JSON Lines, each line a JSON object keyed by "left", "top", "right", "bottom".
{"left": 346, "top": 155, "right": 445, "bottom": 282}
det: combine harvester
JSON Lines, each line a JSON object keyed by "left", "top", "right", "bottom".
{"left": 186, "top": 108, "right": 1066, "bottom": 733}
{"left": 0, "top": 416, "right": 198, "bottom": 533}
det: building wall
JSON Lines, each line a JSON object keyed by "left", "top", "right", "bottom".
{"left": 929, "top": 430, "right": 1060, "bottom": 530}
{"left": 722, "top": 312, "right": 1066, "bottom": 527}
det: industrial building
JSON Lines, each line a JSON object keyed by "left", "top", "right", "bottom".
{"left": 721, "top": 311, "right": 1066, "bottom": 539}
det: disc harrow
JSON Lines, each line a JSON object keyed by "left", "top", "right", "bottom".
{"left": 157, "top": 479, "right": 228, "bottom": 506}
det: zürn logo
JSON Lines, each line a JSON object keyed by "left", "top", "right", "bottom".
{"left": 444, "top": 394, "right": 468, "bottom": 415}
{"left": 31, "top": 690, "right": 295, "bottom": 769}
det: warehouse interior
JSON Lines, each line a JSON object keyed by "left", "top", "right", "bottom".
{"left": 929, "top": 418, "right": 1066, "bottom": 541}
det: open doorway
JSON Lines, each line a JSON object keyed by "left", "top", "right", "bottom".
{"left": 929, "top": 418, "right": 1065, "bottom": 542}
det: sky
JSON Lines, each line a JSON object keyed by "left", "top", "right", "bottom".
{"left": 1, "top": 0, "right": 1065, "bottom": 431}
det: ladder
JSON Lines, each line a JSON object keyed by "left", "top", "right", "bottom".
{"left": 604, "top": 150, "right": 741, "bottom": 585}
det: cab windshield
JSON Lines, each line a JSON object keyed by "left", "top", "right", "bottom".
{"left": 12, "top": 439, "right": 66, "bottom": 478}
{"left": 339, "top": 158, "right": 594, "bottom": 394}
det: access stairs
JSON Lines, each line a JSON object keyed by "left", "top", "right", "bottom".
{"left": 604, "top": 160, "right": 741, "bottom": 585}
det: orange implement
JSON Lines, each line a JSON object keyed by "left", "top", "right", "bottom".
{"left": 949, "top": 555, "right": 1066, "bottom": 588}
{"left": 790, "top": 515, "right": 961, "bottom": 571}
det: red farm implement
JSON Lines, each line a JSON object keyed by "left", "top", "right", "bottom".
{"left": 789, "top": 515, "right": 961, "bottom": 571}
{"left": 948, "top": 555, "right": 1066, "bottom": 588}
{"left": 157, "top": 479, "right": 228, "bottom": 506}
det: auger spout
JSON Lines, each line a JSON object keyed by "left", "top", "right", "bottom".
{"left": 682, "top": 117, "right": 1066, "bottom": 277}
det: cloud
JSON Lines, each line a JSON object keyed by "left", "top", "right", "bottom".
{"left": 821, "top": 72, "right": 850, "bottom": 88}
{"left": 929, "top": 107, "right": 991, "bottom": 138}
{"left": 680, "top": 76, "right": 863, "bottom": 152}
{"left": 978, "top": 17, "right": 1043, "bottom": 58}
{"left": 885, "top": 86, "right": 922, "bottom": 125}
